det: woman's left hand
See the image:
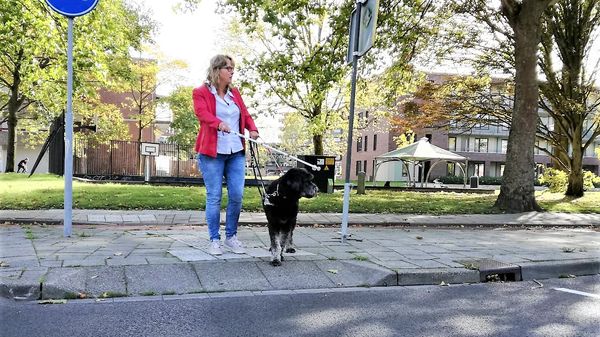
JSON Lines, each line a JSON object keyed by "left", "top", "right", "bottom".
{"left": 249, "top": 131, "right": 259, "bottom": 140}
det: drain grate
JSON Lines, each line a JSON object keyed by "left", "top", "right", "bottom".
{"left": 458, "top": 258, "right": 522, "bottom": 282}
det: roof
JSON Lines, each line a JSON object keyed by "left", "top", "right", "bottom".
{"left": 376, "top": 137, "right": 467, "bottom": 162}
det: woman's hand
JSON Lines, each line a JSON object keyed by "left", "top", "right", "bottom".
{"left": 249, "top": 131, "right": 259, "bottom": 140}
{"left": 217, "top": 122, "right": 231, "bottom": 133}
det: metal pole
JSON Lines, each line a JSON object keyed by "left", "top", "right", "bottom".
{"left": 341, "top": 2, "right": 363, "bottom": 243}
{"left": 64, "top": 17, "right": 74, "bottom": 237}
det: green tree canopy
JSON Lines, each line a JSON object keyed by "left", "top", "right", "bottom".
{"left": 0, "top": 0, "right": 154, "bottom": 171}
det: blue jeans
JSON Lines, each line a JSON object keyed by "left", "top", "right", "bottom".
{"left": 197, "top": 151, "right": 246, "bottom": 241}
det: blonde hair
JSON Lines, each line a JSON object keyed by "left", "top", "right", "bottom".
{"left": 206, "top": 54, "right": 235, "bottom": 88}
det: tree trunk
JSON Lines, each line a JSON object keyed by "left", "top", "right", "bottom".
{"left": 566, "top": 133, "right": 584, "bottom": 197}
{"left": 495, "top": 0, "right": 550, "bottom": 212}
{"left": 313, "top": 133, "right": 323, "bottom": 155}
{"left": 6, "top": 102, "right": 17, "bottom": 173}
{"left": 5, "top": 59, "right": 23, "bottom": 173}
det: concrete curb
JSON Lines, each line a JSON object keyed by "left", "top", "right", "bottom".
{"left": 2, "top": 259, "right": 598, "bottom": 301}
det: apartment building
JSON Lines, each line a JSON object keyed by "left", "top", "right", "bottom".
{"left": 342, "top": 73, "right": 600, "bottom": 182}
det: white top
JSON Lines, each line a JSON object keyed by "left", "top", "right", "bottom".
{"left": 209, "top": 85, "right": 243, "bottom": 154}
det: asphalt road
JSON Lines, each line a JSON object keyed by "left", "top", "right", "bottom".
{"left": 1, "top": 276, "right": 598, "bottom": 337}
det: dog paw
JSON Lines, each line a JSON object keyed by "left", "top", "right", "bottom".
{"left": 270, "top": 259, "right": 281, "bottom": 266}
{"left": 285, "top": 247, "right": 296, "bottom": 253}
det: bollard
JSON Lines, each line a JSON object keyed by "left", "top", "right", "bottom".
{"left": 357, "top": 171, "right": 366, "bottom": 195}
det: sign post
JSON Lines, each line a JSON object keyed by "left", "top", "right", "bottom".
{"left": 341, "top": 0, "right": 379, "bottom": 243}
{"left": 45, "top": 0, "right": 99, "bottom": 237}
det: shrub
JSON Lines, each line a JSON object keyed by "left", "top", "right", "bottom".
{"left": 538, "top": 169, "right": 600, "bottom": 192}
{"left": 478, "top": 176, "right": 503, "bottom": 185}
{"left": 437, "top": 176, "right": 466, "bottom": 184}
{"left": 583, "top": 170, "right": 600, "bottom": 189}
{"left": 438, "top": 176, "right": 503, "bottom": 185}
{"left": 538, "top": 168, "right": 568, "bottom": 192}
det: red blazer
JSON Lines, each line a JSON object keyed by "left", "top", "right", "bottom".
{"left": 192, "top": 84, "right": 258, "bottom": 157}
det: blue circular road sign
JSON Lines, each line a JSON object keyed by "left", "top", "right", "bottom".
{"left": 45, "top": 0, "right": 99, "bottom": 17}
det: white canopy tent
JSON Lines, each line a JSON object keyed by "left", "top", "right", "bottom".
{"left": 373, "top": 137, "right": 468, "bottom": 187}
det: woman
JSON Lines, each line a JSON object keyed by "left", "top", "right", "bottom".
{"left": 193, "top": 55, "right": 259, "bottom": 255}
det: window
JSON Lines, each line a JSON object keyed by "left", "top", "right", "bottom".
{"left": 534, "top": 140, "right": 540, "bottom": 155}
{"left": 447, "top": 163, "right": 456, "bottom": 176}
{"left": 373, "top": 134, "right": 377, "bottom": 151}
{"left": 356, "top": 161, "right": 361, "bottom": 175}
{"left": 500, "top": 164, "right": 505, "bottom": 176}
{"left": 364, "top": 136, "right": 368, "bottom": 152}
{"left": 357, "top": 137, "right": 363, "bottom": 152}
{"left": 363, "top": 160, "right": 367, "bottom": 174}
{"left": 473, "top": 163, "right": 484, "bottom": 177}
{"left": 501, "top": 139, "right": 508, "bottom": 154}
{"left": 365, "top": 110, "right": 369, "bottom": 120}
{"left": 448, "top": 137, "right": 457, "bottom": 151}
{"left": 475, "top": 138, "right": 488, "bottom": 153}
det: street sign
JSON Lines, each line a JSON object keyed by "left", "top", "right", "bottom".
{"left": 340, "top": 0, "right": 379, "bottom": 243}
{"left": 346, "top": 0, "right": 380, "bottom": 64}
{"left": 44, "top": 0, "right": 99, "bottom": 237}
{"left": 141, "top": 143, "right": 160, "bottom": 157}
{"left": 45, "top": 0, "right": 99, "bottom": 17}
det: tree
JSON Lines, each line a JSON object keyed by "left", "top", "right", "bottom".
{"left": 439, "top": 0, "right": 600, "bottom": 198}
{"left": 538, "top": 0, "right": 600, "bottom": 197}
{"left": 218, "top": 0, "right": 443, "bottom": 155}
{"left": 0, "top": 0, "right": 153, "bottom": 172}
{"left": 165, "top": 86, "right": 197, "bottom": 149}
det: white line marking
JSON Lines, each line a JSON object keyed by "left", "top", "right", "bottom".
{"left": 553, "top": 288, "right": 600, "bottom": 299}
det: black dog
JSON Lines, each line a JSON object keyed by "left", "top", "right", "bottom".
{"left": 263, "top": 167, "right": 318, "bottom": 266}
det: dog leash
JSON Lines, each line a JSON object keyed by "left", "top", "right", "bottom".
{"left": 247, "top": 141, "right": 273, "bottom": 205}
{"left": 233, "top": 131, "right": 320, "bottom": 206}
{"left": 231, "top": 131, "right": 320, "bottom": 171}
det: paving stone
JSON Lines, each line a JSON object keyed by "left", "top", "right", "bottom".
{"left": 374, "top": 260, "right": 418, "bottom": 269}
{"left": 125, "top": 264, "right": 202, "bottom": 295}
{"left": 315, "top": 260, "right": 397, "bottom": 287}
{"left": 193, "top": 261, "right": 271, "bottom": 292}
{"left": 43, "top": 267, "right": 87, "bottom": 299}
{"left": 168, "top": 249, "right": 217, "bottom": 261}
{"left": 85, "top": 266, "right": 127, "bottom": 298}
{"left": 0, "top": 268, "right": 46, "bottom": 300}
{"left": 256, "top": 261, "right": 335, "bottom": 290}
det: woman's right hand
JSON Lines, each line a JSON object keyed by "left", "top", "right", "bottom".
{"left": 218, "top": 122, "right": 231, "bottom": 133}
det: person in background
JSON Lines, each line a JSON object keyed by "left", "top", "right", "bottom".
{"left": 17, "top": 158, "right": 28, "bottom": 173}
{"left": 192, "top": 54, "right": 259, "bottom": 255}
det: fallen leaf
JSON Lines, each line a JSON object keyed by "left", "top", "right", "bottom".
{"left": 327, "top": 269, "right": 338, "bottom": 274}
{"left": 416, "top": 236, "right": 423, "bottom": 240}
{"left": 38, "top": 299, "right": 67, "bottom": 305}
{"left": 114, "top": 252, "right": 123, "bottom": 256}
{"left": 439, "top": 281, "right": 449, "bottom": 286}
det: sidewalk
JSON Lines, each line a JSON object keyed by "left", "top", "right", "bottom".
{"left": 1, "top": 210, "right": 599, "bottom": 302}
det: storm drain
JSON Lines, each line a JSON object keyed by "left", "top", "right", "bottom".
{"left": 458, "top": 259, "right": 522, "bottom": 282}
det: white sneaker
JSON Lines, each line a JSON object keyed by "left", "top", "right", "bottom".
{"left": 207, "top": 240, "right": 223, "bottom": 255}
{"left": 224, "top": 235, "right": 245, "bottom": 254}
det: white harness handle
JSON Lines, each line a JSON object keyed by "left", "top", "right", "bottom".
{"left": 232, "top": 131, "right": 321, "bottom": 171}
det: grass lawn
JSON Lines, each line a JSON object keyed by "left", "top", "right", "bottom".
{"left": 1, "top": 173, "right": 598, "bottom": 214}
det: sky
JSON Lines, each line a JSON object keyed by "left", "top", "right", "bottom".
{"left": 139, "top": 0, "right": 223, "bottom": 90}
{"left": 132, "top": 0, "right": 283, "bottom": 142}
